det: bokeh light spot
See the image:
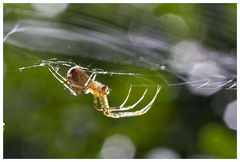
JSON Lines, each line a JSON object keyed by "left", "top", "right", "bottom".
{"left": 223, "top": 100, "right": 236, "bottom": 130}
{"left": 31, "top": 4, "right": 68, "bottom": 17}
{"left": 99, "top": 134, "right": 135, "bottom": 159}
{"left": 145, "top": 147, "right": 180, "bottom": 159}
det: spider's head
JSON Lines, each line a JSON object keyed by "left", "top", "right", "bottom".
{"left": 101, "top": 85, "right": 110, "bottom": 95}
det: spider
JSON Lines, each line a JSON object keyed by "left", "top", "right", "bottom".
{"left": 48, "top": 65, "right": 161, "bottom": 118}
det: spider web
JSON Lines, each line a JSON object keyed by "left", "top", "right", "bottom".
{"left": 18, "top": 56, "right": 236, "bottom": 97}
{"left": 4, "top": 19, "right": 236, "bottom": 96}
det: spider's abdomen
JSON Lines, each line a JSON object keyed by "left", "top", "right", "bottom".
{"left": 67, "top": 66, "right": 89, "bottom": 93}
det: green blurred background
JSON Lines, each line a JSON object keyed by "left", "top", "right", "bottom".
{"left": 3, "top": 4, "right": 236, "bottom": 158}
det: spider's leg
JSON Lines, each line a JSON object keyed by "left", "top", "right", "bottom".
{"left": 103, "top": 85, "right": 132, "bottom": 112}
{"left": 93, "top": 96, "right": 103, "bottom": 111}
{"left": 119, "top": 85, "right": 132, "bottom": 107}
{"left": 84, "top": 73, "right": 97, "bottom": 87}
{"left": 110, "top": 87, "right": 148, "bottom": 112}
{"left": 48, "top": 66, "right": 77, "bottom": 96}
{"left": 134, "top": 85, "right": 161, "bottom": 114}
{"left": 91, "top": 73, "right": 97, "bottom": 82}
{"left": 104, "top": 85, "right": 161, "bottom": 118}
{"left": 48, "top": 65, "right": 67, "bottom": 81}
{"left": 104, "top": 111, "right": 140, "bottom": 118}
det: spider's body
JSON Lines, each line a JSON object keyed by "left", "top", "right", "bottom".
{"left": 67, "top": 66, "right": 109, "bottom": 96}
{"left": 48, "top": 65, "right": 161, "bottom": 118}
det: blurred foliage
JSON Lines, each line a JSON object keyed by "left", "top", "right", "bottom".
{"left": 3, "top": 3, "right": 236, "bottom": 158}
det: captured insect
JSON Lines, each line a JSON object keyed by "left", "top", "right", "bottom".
{"left": 47, "top": 64, "right": 161, "bottom": 118}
